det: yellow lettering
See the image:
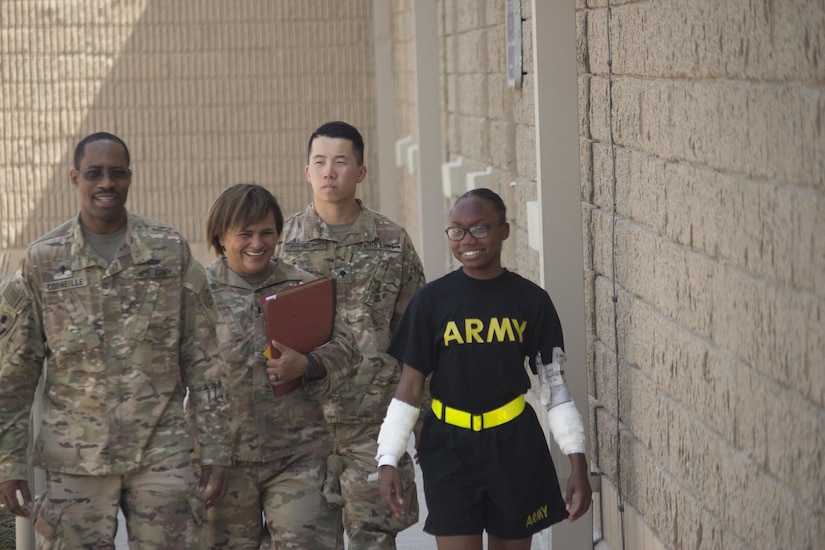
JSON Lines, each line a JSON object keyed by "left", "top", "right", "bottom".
{"left": 486, "top": 317, "right": 515, "bottom": 342}
{"left": 443, "top": 322, "right": 464, "bottom": 346}
{"left": 465, "top": 318, "right": 484, "bottom": 343}
{"left": 525, "top": 504, "right": 548, "bottom": 528}
{"left": 444, "top": 318, "right": 528, "bottom": 346}
{"left": 513, "top": 319, "right": 527, "bottom": 342}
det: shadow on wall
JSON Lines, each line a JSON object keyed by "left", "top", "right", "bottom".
{"left": 12, "top": 0, "right": 378, "bottom": 252}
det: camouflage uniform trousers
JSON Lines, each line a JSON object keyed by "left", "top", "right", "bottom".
{"left": 31, "top": 451, "right": 204, "bottom": 550}
{"left": 208, "top": 447, "right": 337, "bottom": 549}
{"left": 322, "top": 423, "right": 419, "bottom": 550}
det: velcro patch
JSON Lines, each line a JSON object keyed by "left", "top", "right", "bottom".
{"left": 0, "top": 311, "right": 13, "bottom": 338}
{"left": 2, "top": 282, "right": 25, "bottom": 310}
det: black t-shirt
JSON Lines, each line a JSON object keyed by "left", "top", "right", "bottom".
{"left": 388, "top": 268, "right": 564, "bottom": 413}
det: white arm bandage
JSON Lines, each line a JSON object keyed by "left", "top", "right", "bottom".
{"left": 547, "top": 400, "right": 586, "bottom": 455}
{"left": 540, "top": 347, "right": 586, "bottom": 455}
{"left": 375, "top": 398, "right": 420, "bottom": 469}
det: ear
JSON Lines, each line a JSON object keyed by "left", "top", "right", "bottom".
{"left": 70, "top": 168, "right": 79, "bottom": 188}
{"left": 357, "top": 164, "right": 367, "bottom": 183}
{"left": 501, "top": 222, "right": 511, "bottom": 241}
{"left": 305, "top": 164, "right": 311, "bottom": 183}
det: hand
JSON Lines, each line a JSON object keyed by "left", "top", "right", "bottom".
{"left": 265, "top": 340, "right": 309, "bottom": 388}
{"left": 378, "top": 466, "right": 406, "bottom": 516}
{"left": 0, "top": 479, "right": 33, "bottom": 518}
{"left": 197, "top": 464, "right": 229, "bottom": 508}
{"left": 565, "top": 453, "right": 593, "bottom": 522}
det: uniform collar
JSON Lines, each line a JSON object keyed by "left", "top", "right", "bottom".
{"left": 305, "top": 199, "right": 378, "bottom": 244}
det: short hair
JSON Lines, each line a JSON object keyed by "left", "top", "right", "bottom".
{"left": 451, "top": 187, "right": 507, "bottom": 222}
{"left": 74, "top": 132, "right": 130, "bottom": 169}
{"left": 205, "top": 184, "right": 285, "bottom": 256}
{"left": 307, "top": 121, "right": 365, "bottom": 165}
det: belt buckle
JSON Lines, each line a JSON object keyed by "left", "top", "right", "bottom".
{"left": 472, "top": 414, "right": 483, "bottom": 431}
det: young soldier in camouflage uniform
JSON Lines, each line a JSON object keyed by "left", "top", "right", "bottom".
{"left": 203, "top": 183, "right": 361, "bottom": 549}
{"left": 277, "top": 121, "right": 426, "bottom": 549}
{"left": 0, "top": 133, "right": 232, "bottom": 549}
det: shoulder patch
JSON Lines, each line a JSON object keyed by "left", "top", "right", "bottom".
{"left": 2, "top": 282, "right": 25, "bottom": 310}
{"left": 183, "top": 262, "right": 207, "bottom": 292}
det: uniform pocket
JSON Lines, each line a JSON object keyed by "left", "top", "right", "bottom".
{"left": 129, "top": 279, "right": 179, "bottom": 345}
{"left": 41, "top": 290, "right": 100, "bottom": 358}
{"left": 188, "top": 494, "right": 206, "bottom": 527}
{"left": 32, "top": 493, "right": 62, "bottom": 541}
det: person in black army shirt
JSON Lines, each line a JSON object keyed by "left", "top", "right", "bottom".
{"left": 377, "top": 188, "right": 592, "bottom": 550}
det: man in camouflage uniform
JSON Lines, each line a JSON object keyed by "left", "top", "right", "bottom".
{"left": 0, "top": 132, "right": 232, "bottom": 549}
{"left": 277, "top": 121, "right": 426, "bottom": 549}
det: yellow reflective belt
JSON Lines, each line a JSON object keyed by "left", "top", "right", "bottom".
{"left": 431, "top": 395, "right": 525, "bottom": 431}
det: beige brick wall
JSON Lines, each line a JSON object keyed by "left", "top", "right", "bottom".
{"left": 582, "top": 0, "right": 825, "bottom": 548}
{"left": 437, "top": 0, "right": 542, "bottom": 281}
{"left": 1, "top": 0, "right": 380, "bottom": 267}
{"left": 3, "top": 1, "right": 824, "bottom": 549}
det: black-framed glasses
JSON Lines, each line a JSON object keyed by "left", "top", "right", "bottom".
{"left": 444, "top": 222, "right": 505, "bottom": 241}
{"left": 72, "top": 167, "right": 132, "bottom": 182}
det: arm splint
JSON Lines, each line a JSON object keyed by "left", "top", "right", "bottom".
{"left": 538, "top": 347, "right": 586, "bottom": 455}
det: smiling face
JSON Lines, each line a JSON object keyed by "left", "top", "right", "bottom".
{"left": 70, "top": 139, "right": 131, "bottom": 234}
{"left": 219, "top": 212, "right": 279, "bottom": 276}
{"left": 447, "top": 195, "right": 510, "bottom": 280}
{"left": 305, "top": 136, "right": 367, "bottom": 207}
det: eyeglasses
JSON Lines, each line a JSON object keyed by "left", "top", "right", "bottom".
{"left": 72, "top": 167, "right": 132, "bottom": 182}
{"left": 444, "top": 222, "right": 505, "bottom": 241}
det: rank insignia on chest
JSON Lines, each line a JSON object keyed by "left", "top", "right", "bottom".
{"left": 52, "top": 262, "right": 73, "bottom": 280}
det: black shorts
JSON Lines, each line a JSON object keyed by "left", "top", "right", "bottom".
{"left": 418, "top": 403, "right": 568, "bottom": 539}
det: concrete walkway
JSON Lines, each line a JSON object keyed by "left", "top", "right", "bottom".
{"left": 115, "top": 439, "right": 576, "bottom": 549}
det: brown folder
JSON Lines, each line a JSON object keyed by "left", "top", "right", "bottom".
{"left": 260, "top": 277, "right": 336, "bottom": 396}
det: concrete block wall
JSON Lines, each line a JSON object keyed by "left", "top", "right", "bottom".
{"left": 4, "top": 1, "right": 824, "bottom": 549}
{"left": 0, "top": 0, "right": 380, "bottom": 268}
{"left": 389, "top": 0, "right": 424, "bottom": 254}
{"left": 582, "top": 0, "right": 825, "bottom": 548}
{"left": 435, "top": 0, "right": 542, "bottom": 280}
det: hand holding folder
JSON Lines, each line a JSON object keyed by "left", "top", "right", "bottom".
{"left": 260, "top": 277, "right": 336, "bottom": 396}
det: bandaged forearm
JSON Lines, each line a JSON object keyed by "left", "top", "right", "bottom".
{"left": 375, "top": 398, "right": 419, "bottom": 469}
{"left": 540, "top": 347, "right": 572, "bottom": 408}
{"left": 547, "top": 400, "right": 586, "bottom": 455}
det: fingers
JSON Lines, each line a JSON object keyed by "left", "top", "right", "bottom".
{"left": 565, "top": 486, "right": 593, "bottom": 522}
{"left": 265, "top": 340, "right": 307, "bottom": 386}
{"left": 198, "top": 465, "right": 230, "bottom": 508}
{"left": 0, "top": 480, "right": 32, "bottom": 518}
{"left": 378, "top": 468, "right": 406, "bottom": 516}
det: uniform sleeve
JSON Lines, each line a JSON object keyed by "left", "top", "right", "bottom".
{"left": 179, "top": 255, "right": 233, "bottom": 467}
{"left": 0, "top": 268, "right": 45, "bottom": 482}
{"left": 389, "top": 235, "right": 426, "bottom": 334}
{"left": 386, "top": 289, "right": 436, "bottom": 377}
{"left": 303, "top": 315, "right": 361, "bottom": 399}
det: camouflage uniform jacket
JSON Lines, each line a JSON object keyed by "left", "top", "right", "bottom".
{"left": 205, "top": 258, "right": 360, "bottom": 462}
{"left": 277, "top": 200, "right": 425, "bottom": 426}
{"left": 0, "top": 212, "right": 232, "bottom": 481}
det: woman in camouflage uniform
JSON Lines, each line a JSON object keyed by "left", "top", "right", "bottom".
{"left": 203, "top": 183, "right": 361, "bottom": 549}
